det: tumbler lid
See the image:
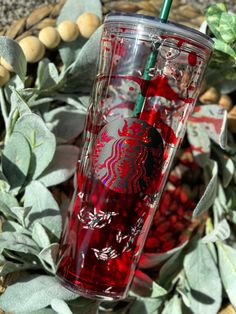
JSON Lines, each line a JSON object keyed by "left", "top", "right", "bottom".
{"left": 105, "top": 13, "right": 213, "bottom": 51}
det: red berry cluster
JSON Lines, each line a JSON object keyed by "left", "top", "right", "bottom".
{"left": 144, "top": 147, "right": 203, "bottom": 254}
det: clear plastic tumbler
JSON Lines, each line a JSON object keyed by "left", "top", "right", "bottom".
{"left": 57, "top": 13, "right": 213, "bottom": 300}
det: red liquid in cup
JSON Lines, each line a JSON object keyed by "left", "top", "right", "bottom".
{"left": 57, "top": 14, "right": 212, "bottom": 300}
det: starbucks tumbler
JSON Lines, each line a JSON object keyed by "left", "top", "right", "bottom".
{"left": 57, "top": 13, "right": 213, "bottom": 300}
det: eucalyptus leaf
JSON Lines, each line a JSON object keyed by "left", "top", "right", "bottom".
{"left": 38, "top": 243, "right": 59, "bottom": 274}
{"left": 219, "top": 12, "right": 236, "bottom": 44}
{"left": 44, "top": 106, "right": 86, "bottom": 142}
{"left": 0, "top": 36, "right": 26, "bottom": 81}
{"left": 202, "top": 219, "right": 230, "bottom": 243}
{"left": 57, "top": 0, "right": 102, "bottom": 23}
{"left": 132, "top": 269, "right": 167, "bottom": 298}
{"left": 0, "top": 274, "right": 78, "bottom": 313}
{"left": 184, "top": 241, "right": 222, "bottom": 314}
{"left": 162, "top": 295, "right": 182, "bottom": 314}
{"left": 2, "top": 132, "right": 31, "bottom": 192}
{"left": 0, "top": 232, "right": 39, "bottom": 255}
{"left": 39, "top": 145, "right": 79, "bottom": 187}
{"left": 24, "top": 181, "right": 61, "bottom": 239}
{"left": 13, "top": 113, "right": 56, "bottom": 179}
{"left": 32, "top": 222, "right": 51, "bottom": 249}
{"left": 51, "top": 299, "right": 72, "bottom": 314}
{"left": 217, "top": 242, "right": 236, "bottom": 307}
{"left": 193, "top": 160, "right": 218, "bottom": 218}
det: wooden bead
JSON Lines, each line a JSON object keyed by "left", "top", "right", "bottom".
{"left": 218, "top": 94, "right": 233, "bottom": 112}
{"left": 58, "top": 20, "right": 79, "bottom": 42}
{"left": 199, "top": 87, "right": 220, "bottom": 104}
{"left": 0, "top": 57, "right": 14, "bottom": 72}
{"left": 0, "top": 65, "right": 10, "bottom": 87}
{"left": 76, "top": 12, "right": 101, "bottom": 38}
{"left": 19, "top": 36, "right": 45, "bottom": 63}
{"left": 39, "top": 26, "right": 61, "bottom": 49}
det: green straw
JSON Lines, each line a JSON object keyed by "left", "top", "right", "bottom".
{"left": 133, "top": 0, "right": 173, "bottom": 116}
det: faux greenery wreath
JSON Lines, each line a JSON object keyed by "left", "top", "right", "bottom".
{"left": 0, "top": 1, "right": 236, "bottom": 313}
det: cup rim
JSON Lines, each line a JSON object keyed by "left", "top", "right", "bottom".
{"left": 104, "top": 12, "right": 213, "bottom": 50}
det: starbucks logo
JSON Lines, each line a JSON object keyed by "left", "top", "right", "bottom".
{"left": 93, "top": 118, "right": 164, "bottom": 194}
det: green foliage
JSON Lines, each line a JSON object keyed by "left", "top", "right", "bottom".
{"left": 205, "top": 3, "right": 236, "bottom": 92}
{"left": 0, "top": 1, "right": 236, "bottom": 313}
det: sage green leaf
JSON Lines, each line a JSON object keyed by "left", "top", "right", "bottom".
{"left": 0, "top": 190, "right": 18, "bottom": 218}
{"left": 176, "top": 275, "right": 191, "bottom": 308}
{"left": 39, "top": 145, "right": 79, "bottom": 187}
{"left": 9, "top": 206, "right": 32, "bottom": 227}
{"left": 162, "top": 295, "right": 182, "bottom": 314}
{"left": 59, "top": 37, "right": 87, "bottom": 69}
{"left": 32, "top": 222, "right": 51, "bottom": 249}
{"left": 57, "top": 0, "right": 102, "bottom": 23}
{"left": 184, "top": 241, "right": 222, "bottom": 314}
{"left": 69, "top": 25, "right": 102, "bottom": 76}
{"left": 214, "top": 39, "right": 236, "bottom": 59}
{"left": 10, "top": 89, "right": 31, "bottom": 116}
{"left": 202, "top": 219, "right": 230, "bottom": 243}
{"left": 44, "top": 107, "right": 86, "bottom": 142}
{"left": 27, "top": 309, "right": 56, "bottom": 314}
{"left": 68, "top": 299, "right": 99, "bottom": 314}
{"left": 36, "top": 59, "right": 60, "bottom": 90}
{"left": 4, "top": 75, "right": 25, "bottom": 103}
{"left": 219, "top": 12, "right": 236, "bottom": 44}
{"left": 0, "top": 274, "right": 78, "bottom": 313}
{"left": 225, "top": 187, "right": 236, "bottom": 210}
{"left": 0, "top": 232, "right": 39, "bottom": 255}
{"left": 193, "top": 160, "right": 218, "bottom": 218}
{"left": 38, "top": 243, "right": 59, "bottom": 274}
{"left": 51, "top": 299, "right": 72, "bottom": 314}
{"left": 2, "top": 132, "right": 31, "bottom": 192}
{"left": 0, "top": 260, "right": 37, "bottom": 276}
{"left": 129, "top": 297, "right": 164, "bottom": 314}
{"left": 219, "top": 154, "right": 234, "bottom": 187}
{"left": 132, "top": 269, "right": 167, "bottom": 298}
{"left": 3, "top": 220, "right": 31, "bottom": 236}
{"left": 217, "top": 242, "right": 236, "bottom": 307}
{"left": 13, "top": 113, "right": 56, "bottom": 179}
{"left": 24, "top": 181, "right": 61, "bottom": 239}
{"left": 205, "top": 3, "right": 227, "bottom": 39}
{"left": 0, "top": 36, "right": 26, "bottom": 81}
{"left": 158, "top": 248, "right": 185, "bottom": 290}
{"left": 140, "top": 241, "right": 187, "bottom": 269}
